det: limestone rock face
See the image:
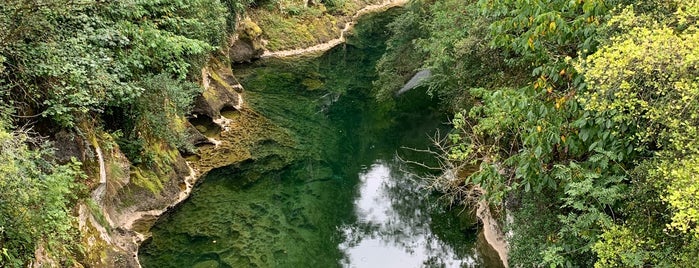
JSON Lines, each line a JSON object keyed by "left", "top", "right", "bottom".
{"left": 230, "top": 38, "right": 264, "bottom": 63}
{"left": 63, "top": 61, "right": 249, "bottom": 268}
{"left": 192, "top": 64, "right": 244, "bottom": 121}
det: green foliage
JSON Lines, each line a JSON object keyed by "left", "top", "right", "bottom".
{"left": 373, "top": 0, "right": 431, "bottom": 101}
{"left": 134, "top": 74, "right": 202, "bottom": 152}
{"left": 114, "top": 73, "right": 201, "bottom": 165}
{"left": 117, "top": 0, "right": 228, "bottom": 46}
{"left": 479, "top": 0, "right": 612, "bottom": 76}
{"left": 579, "top": 14, "right": 699, "bottom": 155}
{"left": 543, "top": 154, "right": 626, "bottom": 266}
{"left": 0, "top": 0, "right": 235, "bottom": 127}
{"left": 577, "top": 7, "right": 699, "bottom": 265}
{"left": 592, "top": 225, "right": 650, "bottom": 268}
{"left": 114, "top": 132, "right": 154, "bottom": 166}
{"left": 321, "top": 0, "right": 347, "bottom": 11}
{"left": 658, "top": 156, "right": 699, "bottom": 235}
{"left": 0, "top": 123, "right": 85, "bottom": 266}
{"left": 378, "top": 0, "right": 699, "bottom": 266}
{"left": 85, "top": 199, "right": 112, "bottom": 234}
{"left": 415, "top": 0, "right": 519, "bottom": 107}
{"left": 508, "top": 192, "right": 576, "bottom": 267}
{"left": 223, "top": 0, "right": 256, "bottom": 31}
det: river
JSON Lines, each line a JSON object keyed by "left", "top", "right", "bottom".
{"left": 139, "top": 8, "right": 503, "bottom": 268}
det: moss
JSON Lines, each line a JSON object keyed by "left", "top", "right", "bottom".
{"left": 195, "top": 124, "right": 208, "bottom": 134}
{"left": 221, "top": 109, "right": 241, "bottom": 119}
{"left": 208, "top": 68, "right": 237, "bottom": 94}
{"left": 85, "top": 199, "right": 112, "bottom": 234}
{"left": 173, "top": 116, "right": 188, "bottom": 133}
{"left": 124, "top": 137, "right": 184, "bottom": 197}
{"left": 302, "top": 78, "right": 324, "bottom": 90}
{"left": 249, "top": 3, "right": 338, "bottom": 51}
{"left": 130, "top": 167, "right": 164, "bottom": 196}
{"left": 77, "top": 206, "right": 109, "bottom": 265}
{"left": 248, "top": 0, "right": 387, "bottom": 51}
{"left": 239, "top": 18, "right": 263, "bottom": 40}
{"left": 107, "top": 161, "right": 125, "bottom": 180}
{"left": 74, "top": 120, "right": 103, "bottom": 190}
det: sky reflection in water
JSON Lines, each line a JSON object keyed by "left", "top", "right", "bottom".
{"left": 339, "top": 160, "right": 485, "bottom": 268}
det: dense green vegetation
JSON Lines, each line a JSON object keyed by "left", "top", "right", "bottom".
{"left": 0, "top": 125, "right": 85, "bottom": 266}
{"left": 0, "top": 0, "right": 257, "bottom": 265}
{"left": 376, "top": 0, "right": 699, "bottom": 266}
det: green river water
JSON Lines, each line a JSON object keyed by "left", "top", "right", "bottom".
{"left": 139, "top": 9, "right": 503, "bottom": 268}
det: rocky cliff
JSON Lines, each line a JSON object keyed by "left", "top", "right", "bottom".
{"left": 50, "top": 61, "right": 246, "bottom": 267}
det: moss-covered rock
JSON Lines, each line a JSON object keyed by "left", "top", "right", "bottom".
{"left": 229, "top": 19, "right": 265, "bottom": 62}
{"left": 192, "top": 62, "right": 243, "bottom": 121}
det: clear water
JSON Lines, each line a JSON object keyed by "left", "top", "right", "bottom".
{"left": 139, "top": 9, "right": 503, "bottom": 268}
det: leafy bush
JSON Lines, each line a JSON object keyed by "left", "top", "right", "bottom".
{"left": 0, "top": 0, "right": 233, "bottom": 127}
{"left": 0, "top": 123, "right": 85, "bottom": 266}
{"left": 115, "top": 74, "right": 202, "bottom": 165}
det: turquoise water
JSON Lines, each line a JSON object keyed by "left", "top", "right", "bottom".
{"left": 139, "top": 9, "right": 503, "bottom": 268}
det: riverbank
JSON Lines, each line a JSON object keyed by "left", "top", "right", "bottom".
{"left": 478, "top": 200, "right": 509, "bottom": 267}
{"left": 260, "top": 0, "right": 408, "bottom": 58}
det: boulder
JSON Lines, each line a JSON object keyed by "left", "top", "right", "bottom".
{"left": 229, "top": 18, "right": 264, "bottom": 63}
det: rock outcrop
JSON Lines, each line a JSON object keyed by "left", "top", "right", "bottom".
{"left": 192, "top": 63, "right": 244, "bottom": 121}
{"left": 229, "top": 18, "right": 265, "bottom": 63}
{"left": 62, "top": 60, "right": 253, "bottom": 267}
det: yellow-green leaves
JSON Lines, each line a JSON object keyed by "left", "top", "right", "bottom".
{"left": 578, "top": 11, "right": 699, "bottom": 154}
{"left": 577, "top": 4, "right": 699, "bottom": 266}
{"left": 592, "top": 225, "right": 650, "bottom": 267}
{"left": 658, "top": 156, "right": 699, "bottom": 235}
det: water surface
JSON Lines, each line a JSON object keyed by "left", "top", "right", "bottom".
{"left": 140, "top": 10, "right": 503, "bottom": 268}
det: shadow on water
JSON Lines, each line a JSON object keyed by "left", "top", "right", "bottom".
{"left": 139, "top": 8, "right": 504, "bottom": 268}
